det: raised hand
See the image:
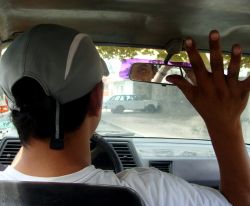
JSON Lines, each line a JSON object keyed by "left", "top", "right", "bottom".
{"left": 166, "top": 30, "right": 250, "bottom": 206}
{"left": 166, "top": 31, "right": 249, "bottom": 130}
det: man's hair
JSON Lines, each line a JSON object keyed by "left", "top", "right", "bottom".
{"left": 11, "top": 77, "right": 91, "bottom": 145}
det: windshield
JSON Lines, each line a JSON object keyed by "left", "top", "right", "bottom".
{"left": 0, "top": 45, "right": 250, "bottom": 144}
{"left": 96, "top": 46, "right": 250, "bottom": 144}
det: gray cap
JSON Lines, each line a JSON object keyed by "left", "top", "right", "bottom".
{"left": 0, "top": 24, "right": 109, "bottom": 108}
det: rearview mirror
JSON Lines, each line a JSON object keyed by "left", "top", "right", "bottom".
{"left": 129, "top": 62, "right": 196, "bottom": 85}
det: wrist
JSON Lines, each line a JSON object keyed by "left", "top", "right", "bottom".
{"left": 205, "top": 118, "right": 242, "bottom": 138}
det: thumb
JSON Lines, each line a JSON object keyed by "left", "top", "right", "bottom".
{"left": 166, "top": 75, "right": 194, "bottom": 101}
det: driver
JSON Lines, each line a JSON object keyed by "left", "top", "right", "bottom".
{"left": 130, "top": 63, "right": 157, "bottom": 82}
{"left": 0, "top": 24, "right": 249, "bottom": 206}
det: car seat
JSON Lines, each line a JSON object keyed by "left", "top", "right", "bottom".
{"left": 0, "top": 181, "right": 145, "bottom": 206}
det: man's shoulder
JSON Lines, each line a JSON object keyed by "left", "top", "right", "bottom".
{"left": 0, "top": 170, "right": 14, "bottom": 181}
{"left": 116, "top": 167, "right": 179, "bottom": 185}
{"left": 113, "top": 167, "right": 231, "bottom": 206}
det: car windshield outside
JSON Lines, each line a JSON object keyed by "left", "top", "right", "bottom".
{"left": 1, "top": 45, "right": 250, "bottom": 144}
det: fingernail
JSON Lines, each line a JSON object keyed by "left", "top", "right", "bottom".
{"left": 233, "top": 45, "right": 242, "bottom": 55}
{"left": 210, "top": 31, "right": 219, "bottom": 41}
{"left": 185, "top": 39, "right": 192, "bottom": 48}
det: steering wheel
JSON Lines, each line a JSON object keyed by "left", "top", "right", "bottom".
{"left": 91, "top": 133, "right": 123, "bottom": 173}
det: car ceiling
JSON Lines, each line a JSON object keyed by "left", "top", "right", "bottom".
{"left": 1, "top": 0, "right": 250, "bottom": 53}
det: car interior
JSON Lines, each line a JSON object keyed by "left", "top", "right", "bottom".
{"left": 0, "top": 0, "right": 250, "bottom": 205}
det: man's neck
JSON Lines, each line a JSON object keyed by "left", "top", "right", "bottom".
{"left": 12, "top": 128, "right": 92, "bottom": 177}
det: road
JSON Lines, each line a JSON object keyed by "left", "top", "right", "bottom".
{"left": 0, "top": 110, "right": 249, "bottom": 143}
{"left": 97, "top": 110, "right": 250, "bottom": 144}
{"left": 97, "top": 110, "right": 210, "bottom": 140}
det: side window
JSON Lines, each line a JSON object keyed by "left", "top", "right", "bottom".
{"left": 0, "top": 88, "right": 13, "bottom": 139}
{"left": 131, "top": 95, "right": 136, "bottom": 101}
{"left": 114, "top": 96, "right": 120, "bottom": 101}
{"left": 0, "top": 89, "right": 8, "bottom": 113}
{"left": 0, "top": 92, "right": 5, "bottom": 105}
{"left": 127, "top": 95, "right": 133, "bottom": 101}
{"left": 119, "top": 96, "right": 126, "bottom": 101}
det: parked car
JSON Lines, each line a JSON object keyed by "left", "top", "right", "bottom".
{"left": 104, "top": 94, "right": 159, "bottom": 113}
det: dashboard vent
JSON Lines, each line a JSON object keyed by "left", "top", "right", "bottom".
{"left": 0, "top": 139, "right": 21, "bottom": 165}
{"left": 149, "top": 161, "right": 172, "bottom": 173}
{"left": 110, "top": 142, "right": 137, "bottom": 170}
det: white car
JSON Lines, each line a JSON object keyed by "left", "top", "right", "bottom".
{"left": 104, "top": 95, "right": 159, "bottom": 113}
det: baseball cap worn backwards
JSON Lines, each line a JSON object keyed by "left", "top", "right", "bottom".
{"left": 0, "top": 24, "right": 109, "bottom": 106}
{"left": 0, "top": 24, "right": 109, "bottom": 149}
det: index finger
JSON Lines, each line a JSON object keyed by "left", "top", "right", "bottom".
{"left": 185, "top": 38, "right": 210, "bottom": 89}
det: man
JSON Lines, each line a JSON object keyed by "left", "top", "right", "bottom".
{"left": 130, "top": 63, "right": 157, "bottom": 82}
{"left": 0, "top": 24, "right": 249, "bottom": 206}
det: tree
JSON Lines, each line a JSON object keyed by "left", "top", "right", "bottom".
{"left": 97, "top": 46, "right": 250, "bottom": 71}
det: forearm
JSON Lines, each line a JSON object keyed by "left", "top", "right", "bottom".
{"left": 168, "top": 31, "right": 250, "bottom": 205}
{"left": 206, "top": 120, "right": 250, "bottom": 206}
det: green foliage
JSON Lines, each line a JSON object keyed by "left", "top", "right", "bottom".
{"left": 97, "top": 46, "right": 250, "bottom": 70}
{"left": 97, "top": 46, "right": 155, "bottom": 60}
{"left": 241, "top": 56, "right": 250, "bottom": 69}
{"left": 97, "top": 46, "right": 189, "bottom": 62}
{"left": 223, "top": 55, "right": 250, "bottom": 69}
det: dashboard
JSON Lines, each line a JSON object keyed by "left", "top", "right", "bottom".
{"left": 1, "top": 135, "right": 249, "bottom": 189}
{"left": 107, "top": 137, "right": 221, "bottom": 188}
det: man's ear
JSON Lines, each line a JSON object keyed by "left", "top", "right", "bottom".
{"left": 88, "top": 82, "right": 103, "bottom": 117}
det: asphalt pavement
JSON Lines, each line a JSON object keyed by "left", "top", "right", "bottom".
{"left": 98, "top": 110, "right": 209, "bottom": 140}
{"left": 98, "top": 110, "right": 250, "bottom": 144}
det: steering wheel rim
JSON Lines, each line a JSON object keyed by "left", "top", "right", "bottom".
{"left": 91, "top": 133, "right": 123, "bottom": 173}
